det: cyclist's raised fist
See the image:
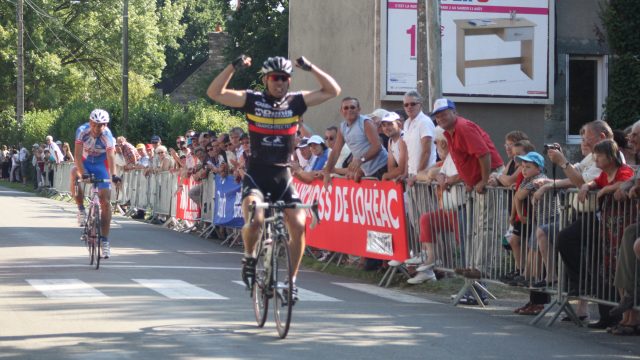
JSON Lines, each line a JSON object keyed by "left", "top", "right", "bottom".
{"left": 232, "top": 54, "right": 252, "bottom": 70}
{"left": 295, "top": 56, "right": 313, "bottom": 71}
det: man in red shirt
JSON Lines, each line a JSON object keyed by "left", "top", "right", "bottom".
{"left": 431, "top": 98, "right": 503, "bottom": 302}
{"left": 432, "top": 99, "right": 503, "bottom": 193}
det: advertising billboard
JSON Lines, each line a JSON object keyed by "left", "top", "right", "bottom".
{"left": 440, "top": 0, "right": 551, "bottom": 102}
{"left": 382, "top": 0, "right": 418, "bottom": 98}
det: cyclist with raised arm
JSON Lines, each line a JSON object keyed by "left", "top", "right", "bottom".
{"left": 207, "top": 55, "right": 341, "bottom": 301}
{"left": 71, "top": 109, "right": 121, "bottom": 258}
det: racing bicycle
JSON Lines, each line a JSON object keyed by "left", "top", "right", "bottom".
{"left": 248, "top": 196, "right": 319, "bottom": 339}
{"left": 78, "top": 174, "right": 110, "bottom": 269}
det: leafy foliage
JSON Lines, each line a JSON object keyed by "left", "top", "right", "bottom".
{"left": 0, "top": 0, "right": 187, "bottom": 111}
{"left": 601, "top": 0, "right": 640, "bottom": 128}
{"left": 4, "top": 95, "right": 246, "bottom": 149}
{"left": 224, "top": 0, "right": 289, "bottom": 89}
{"left": 159, "top": 0, "right": 229, "bottom": 93}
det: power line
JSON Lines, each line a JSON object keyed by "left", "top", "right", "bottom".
{"left": 23, "top": 0, "right": 120, "bottom": 91}
{"left": 24, "top": 0, "right": 121, "bottom": 68}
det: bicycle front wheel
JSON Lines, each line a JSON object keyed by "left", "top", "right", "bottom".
{"left": 85, "top": 206, "right": 96, "bottom": 265}
{"left": 273, "top": 234, "right": 293, "bottom": 339}
{"left": 252, "top": 241, "right": 269, "bottom": 327}
{"left": 93, "top": 203, "right": 101, "bottom": 270}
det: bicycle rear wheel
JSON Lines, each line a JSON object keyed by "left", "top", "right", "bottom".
{"left": 252, "top": 240, "right": 269, "bottom": 327}
{"left": 273, "top": 234, "right": 293, "bottom": 339}
{"left": 85, "top": 206, "right": 96, "bottom": 265}
{"left": 93, "top": 203, "right": 101, "bottom": 270}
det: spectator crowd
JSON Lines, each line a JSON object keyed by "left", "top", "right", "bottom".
{"left": 2, "top": 90, "right": 640, "bottom": 337}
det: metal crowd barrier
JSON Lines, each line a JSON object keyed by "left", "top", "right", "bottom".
{"left": 48, "top": 164, "right": 640, "bottom": 320}
{"left": 405, "top": 182, "right": 640, "bottom": 321}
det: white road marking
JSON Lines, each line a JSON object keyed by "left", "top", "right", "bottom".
{"left": 27, "top": 279, "right": 107, "bottom": 299}
{"left": 1, "top": 264, "right": 314, "bottom": 273}
{"left": 133, "top": 279, "right": 228, "bottom": 300}
{"left": 333, "top": 282, "right": 440, "bottom": 304}
{"left": 232, "top": 281, "right": 342, "bottom": 302}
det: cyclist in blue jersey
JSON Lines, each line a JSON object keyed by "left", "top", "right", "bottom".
{"left": 71, "top": 109, "right": 121, "bottom": 258}
{"left": 207, "top": 55, "right": 340, "bottom": 301}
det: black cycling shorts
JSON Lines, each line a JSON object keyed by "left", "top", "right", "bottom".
{"left": 242, "top": 164, "right": 301, "bottom": 204}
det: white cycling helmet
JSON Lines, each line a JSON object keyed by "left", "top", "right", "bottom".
{"left": 261, "top": 56, "right": 293, "bottom": 76}
{"left": 89, "top": 109, "right": 110, "bottom": 124}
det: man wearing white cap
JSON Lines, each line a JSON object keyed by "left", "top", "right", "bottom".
{"left": 367, "top": 108, "right": 390, "bottom": 146}
{"left": 402, "top": 91, "right": 436, "bottom": 181}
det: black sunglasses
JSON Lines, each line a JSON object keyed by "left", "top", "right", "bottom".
{"left": 403, "top": 102, "right": 419, "bottom": 108}
{"left": 268, "top": 74, "right": 290, "bottom": 82}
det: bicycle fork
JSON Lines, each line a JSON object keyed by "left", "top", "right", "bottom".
{"left": 263, "top": 237, "right": 274, "bottom": 297}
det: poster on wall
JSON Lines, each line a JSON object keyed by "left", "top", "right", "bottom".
{"left": 440, "top": 0, "right": 550, "bottom": 100}
{"left": 385, "top": 0, "right": 418, "bottom": 95}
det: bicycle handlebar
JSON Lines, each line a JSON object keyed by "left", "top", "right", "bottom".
{"left": 249, "top": 201, "right": 321, "bottom": 229}
{"left": 77, "top": 174, "right": 111, "bottom": 184}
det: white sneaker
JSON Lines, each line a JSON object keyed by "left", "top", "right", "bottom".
{"left": 77, "top": 210, "right": 86, "bottom": 227}
{"left": 416, "top": 262, "right": 435, "bottom": 272}
{"left": 407, "top": 269, "right": 437, "bottom": 284}
{"left": 404, "top": 255, "right": 423, "bottom": 265}
{"left": 102, "top": 241, "right": 111, "bottom": 259}
{"left": 388, "top": 260, "right": 403, "bottom": 267}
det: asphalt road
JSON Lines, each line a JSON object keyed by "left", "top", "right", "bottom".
{"left": 1, "top": 186, "right": 639, "bottom": 360}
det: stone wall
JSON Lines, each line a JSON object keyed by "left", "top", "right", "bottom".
{"left": 169, "top": 32, "right": 231, "bottom": 104}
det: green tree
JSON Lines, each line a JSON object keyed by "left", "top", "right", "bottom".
{"left": 602, "top": 0, "right": 640, "bottom": 128}
{"left": 159, "top": 0, "right": 229, "bottom": 94}
{"left": 224, "top": 0, "right": 289, "bottom": 89}
{"left": 0, "top": 0, "right": 187, "bottom": 111}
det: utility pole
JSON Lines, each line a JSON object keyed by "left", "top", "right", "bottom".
{"left": 122, "top": 0, "right": 129, "bottom": 136}
{"left": 16, "top": 0, "right": 24, "bottom": 127}
{"left": 426, "top": 0, "right": 442, "bottom": 105}
{"left": 416, "top": 0, "right": 427, "bottom": 103}
{"left": 417, "top": 0, "right": 442, "bottom": 108}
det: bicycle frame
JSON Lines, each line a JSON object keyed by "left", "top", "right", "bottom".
{"left": 249, "top": 198, "right": 319, "bottom": 338}
{"left": 78, "top": 174, "right": 110, "bottom": 269}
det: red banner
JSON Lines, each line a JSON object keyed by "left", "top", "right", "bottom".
{"left": 175, "top": 176, "right": 201, "bottom": 221}
{"left": 294, "top": 178, "right": 409, "bottom": 261}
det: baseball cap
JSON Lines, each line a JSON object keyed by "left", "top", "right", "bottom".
{"left": 516, "top": 151, "right": 544, "bottom": 169}
{"left": 145, "top": 144, "right": 153, "bottom": 151}
{"left": 32, "top": 143, "right": 39, "bottom": 148}
{"left": 55, "top": 140, "right": 62, "bottom": 145}
{"left": 308, "top": 135, "right": 325, "bottom": 145}
{"left": 150, "top": 135, "right": 161, "bottom": 143}
{"left": 296, "top": 137, "right": 309, "bottom": 148}
{"left": 381, "top": 112, "right": 400, "bottom": 122}
{"left": 431, "top": 98, "right": 456, "bottom": 116}
{"left": 367, "top": 108, "right": 389, "bottom": 120}
{"left": 136, "top": 143, "right": 145, "bottom": 150}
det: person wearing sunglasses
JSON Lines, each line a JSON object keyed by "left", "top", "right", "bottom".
{"left": 402, "top": 91, "right": 437, "bottom": 188}
{"left": 323, "top": 97, "right": 389, "bottom": 185}
{"left": 207, "top": 54, "right": 341, "bottom": 302}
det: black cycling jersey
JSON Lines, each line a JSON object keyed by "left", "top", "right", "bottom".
{"left": 240, "top": 90, "right": 307, "bottom": 168}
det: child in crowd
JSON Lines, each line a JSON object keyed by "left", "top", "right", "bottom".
{"left": 508, "top": 151, "right": 552, "bottom": 315}
{"left": 43, "top": 149, "right": 55, "bottom": 187}
{"left": 501, "top": 140, "right": 535, "bottom": 281}
{"left": 509, "top": 151, "right": 548, "bottom": 280}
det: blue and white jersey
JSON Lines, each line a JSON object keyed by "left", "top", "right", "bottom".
{"left": 74, "top": 122, "right": 115, "bottom": 160}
